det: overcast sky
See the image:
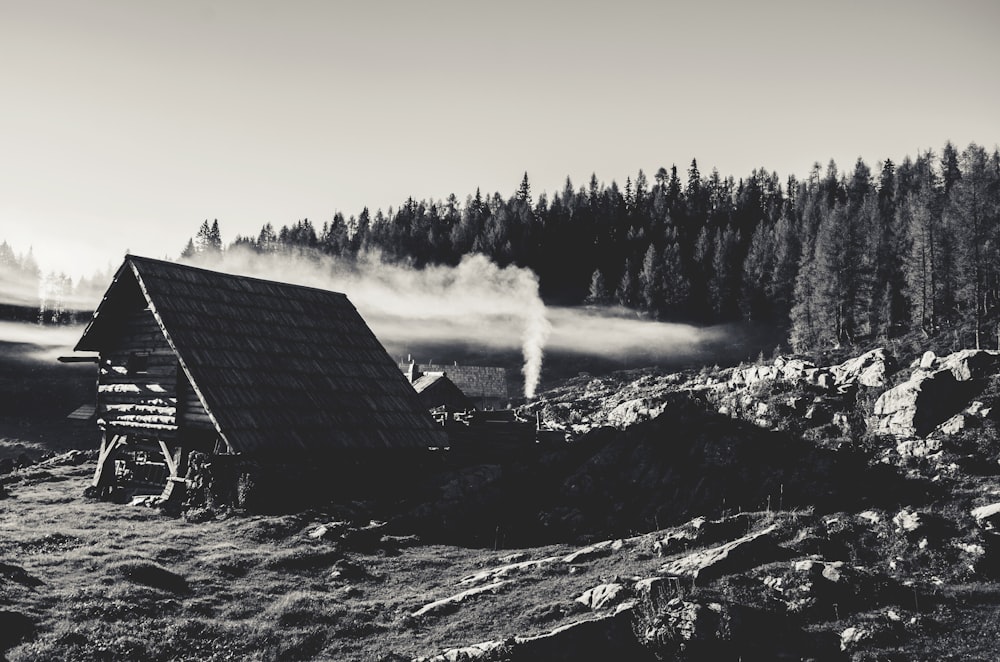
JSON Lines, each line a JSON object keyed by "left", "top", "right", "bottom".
{"left": 1, "top": 0, "right": 997, "bottom": 279}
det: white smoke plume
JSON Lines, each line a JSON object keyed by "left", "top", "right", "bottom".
{"left": 183, "top": 248, "right": 551, "bottom": 399}
{"left": 521, "top": 296, "right": 552, "bottom": 400}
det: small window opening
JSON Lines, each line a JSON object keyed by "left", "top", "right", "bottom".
{"left": 128, "top": 352, "right": 149, "bottom": 375}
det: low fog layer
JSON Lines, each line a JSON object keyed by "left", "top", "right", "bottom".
{"left": 546, "top": 306, "right": 730, "bottom": 359}
{"left": 1, "top": 250, "right": 740, "bottom": 395}
{"left": 0, "top": 320, "right": 85, "bottom": 362}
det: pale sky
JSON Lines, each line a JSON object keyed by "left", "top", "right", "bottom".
{"left": 1, "top": 0, "right": 997, "bottom": 279}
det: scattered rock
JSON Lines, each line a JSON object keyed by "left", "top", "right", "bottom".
{"left": 606, "top": 398, "right": 668, "bottom": 428}
{"left": 936, "top": 413, "right": 972, "bottom": 436}
{"left": 562, "top": 539, "right": 618, "bottom": 564}
{"left": 804, "top": 404, "right": 832, "bottom": 424}
{"left": 857, "top": 510, "right": 882, "bottom": 526}
{"left": 459, "top": 556, "right": 559, "bottom": 587}
{"left": 419, "top": 606, "right": 643, "bottom": 661}
{"left": 775, "top": 357, "right": 817, "bottom": 381}
{"left": 308, "top": 521, "right": 349, "bottom": 540}
{"left": 381, "top": 533, "right": 421, "bottom": 549}
{"left": 840, "top": 625, "right": 870, "bottom": 651}
{"left": 832, "top": 348, "right": 893, "bottom": 388}
{"left": 893, "top": 509, "right": 922, "bottom": 533}
{"left": 730, "top": 364, "right": 779, "bottom": 389}
{"left": 575, "top": 583, "right": 626, "bottom": 610}
{"left": 895, "top": 438, "right": 943, "bottom": 460}
{"left": 938, "top": 349, "right": 1000, "bottom": 381}
{"left": 659, "top": 524, "right": 782, "bottom": 582}
{"left": 871, "top": 349, "right": 1000, "bottom": 438}
{"left": 919, "top": 351, "right": 937, "bottom": 370}
{"left": 972, "top": 503, "right": 1000, "bottom": 530}
{"left": 412, "top": 580, "right": 510, "bottom": 617}
{"left": 330, "top": 558, "right": 367, "bottom": 580}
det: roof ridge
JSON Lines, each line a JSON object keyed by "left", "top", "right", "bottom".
{"left": 125, "top": 254, "right": 350, "bottom": 299}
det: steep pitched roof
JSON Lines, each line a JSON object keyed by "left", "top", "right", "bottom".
{"left": 76, "top": 255, "right": 446, "bottom": 454}
{"left": 411, "top": 373, "right": 449, "bottom": 394}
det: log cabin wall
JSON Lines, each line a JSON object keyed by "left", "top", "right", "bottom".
{"left": 97, "top": 305, "right": 179, "bottom": 438}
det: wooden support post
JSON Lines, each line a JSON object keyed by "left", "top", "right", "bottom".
{"left": 158, "top": 440, "right": 178, "bottom": 478}
{"left": 158, "top": 444, "right": 188, "bottom": 504}
{"left": 92, "top": 434, "right": 125, "bottom": 488}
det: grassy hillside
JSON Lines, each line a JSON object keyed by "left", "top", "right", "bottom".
{"left": 6, "top": 333, "right": 1000, "bottom": 660}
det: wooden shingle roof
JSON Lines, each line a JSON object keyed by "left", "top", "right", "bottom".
{"left": 76, "top": 255, "right": 446, "bottom": 454}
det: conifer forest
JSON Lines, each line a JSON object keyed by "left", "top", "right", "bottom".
{"left": 4, "top": 140, "right": 999, "bottom": 353}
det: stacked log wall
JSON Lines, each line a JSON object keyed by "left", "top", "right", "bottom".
{"left": 98, "top": 308, "right": 179, "bottom": 437}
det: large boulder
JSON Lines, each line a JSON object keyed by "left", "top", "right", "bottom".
{"left": 870, "top": 350, "right": 999, "bottom": 438}
{"left": 606, "top": 398, "right": 668, "bottom": 428}
{"left": 831, "top": 348, "right": 893, "bottom": 388}
{"left": 658, "top": 524, "right": 782, "bottom": 583}
{"left": 774, "top": 357, "right": 817, "bottom": 382}
{"left": 938, "top": 349, "right": 1000, "bottom": 381}
{"left": 730, "top": 364, "right": 779, "bottom": 389}
{"left": 870, "top": 370, "right": 959, "bottom": 437}
{"left": 576, "top": 583, "right": 627, "bottom": 610}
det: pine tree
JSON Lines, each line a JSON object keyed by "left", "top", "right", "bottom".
{"left": 586, "top": 269, "right": 611, "bottom": 304}
{"left": 195, "top": 220, "right": 222, "bottom": 255}
{"left": 948, "top": 144, "right": 999, "bottom": 348}
{"left": 516, "top": 172, "right": 532, "bottom": 206}
{"left": 741, "top": 220, "right": 773, "bottom": 321}
{"left": 660, "top": 238, "right": 690, "bottom": 316}
{"left": 639, "top": 244, "right": 665, "bottom": 313}
{"left": 903, "top": 185, "right": 936, "bottom": 333}
{"left": 257, "top": 223, "right": 278, "bottom": 253}
{"left": 616, "top": 257, "right": 640, "bottom": 308}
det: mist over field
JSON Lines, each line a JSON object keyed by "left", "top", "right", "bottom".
{"left": 0, "top": 320, "right": 85, "bottom": 363}
{"left": 0, "top": 250, "right": 749, "bottom": 395}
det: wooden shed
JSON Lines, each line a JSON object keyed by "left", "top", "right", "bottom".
{"left": 74, "top": 255, "right": 447, "bottom": 506}
{"left": 398, "top": 360, "right": 509, "bottom": 409}
{"left": 409, "top": 370, "right": 474, "bottom": 412}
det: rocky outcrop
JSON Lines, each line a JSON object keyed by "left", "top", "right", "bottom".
{"left": 730, "top": 350, "right": 892, "bottom": 392}
{"left": 938, "top": 349, "right": 1000, "bottom": 381}
{"left": 658, "top": 524, "right": 783, "bottom": 582}
{"left": 972, "top": 503, "right": 1000, "bottom": 530}
{"left": 831, "top": 348, "right": 893, "bottom": 388}
{"left": 635, "top": 595, "right": 821, "bottom": 661}
{"left": 606, "top": 398, "right": 668, "bottom": 428}
{"left": 575, "top": 583, "right": 627, "bottom": 610}
{"left": 417, "top": 606, "right": 644, "bottom": 661}
{"left": 870, "top": 350, "right": 1000, "bottom": 438}
{"left": 412, "top": 580, "right": 510, "bottom": 617}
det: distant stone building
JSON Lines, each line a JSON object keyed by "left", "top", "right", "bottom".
{"left": 408, "top": 369, "right": 474, "bottom": 412}
{"left": 399, "top": 360, "right": 508, "bottom": 409}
